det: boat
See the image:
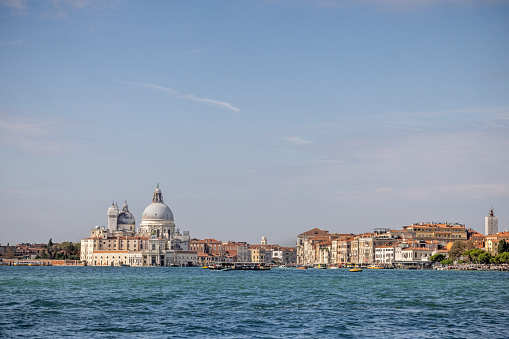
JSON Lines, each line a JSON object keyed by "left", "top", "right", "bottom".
{"left": 202, "top": 266, "right": 209, "bottom": 269}
{"left": 367, "top": 265, "right": 383, "bottom": 269}
{"left": 350, "top": 264, "right": 362, "bottom": 272}
{"left": 298, "top": 266, "right": 308, "bottom": 270}
{"left": 316, "top": 265, "right": 327, "bottom": 269}
{"left": 209, "top": 263, "right": 272, "bottom": 271}
{"left": 330, "top": 266, "right": 339, "bottom": 269}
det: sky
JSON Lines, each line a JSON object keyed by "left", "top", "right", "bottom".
{"left": 1, "top": 0, "right": 508, "bottom": 247}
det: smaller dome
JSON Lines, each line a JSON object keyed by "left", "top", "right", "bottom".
{"left": 118, "top": 200, "right": 135, "bottom": 225}
{"left": 118, "top": 211, "right": 135, "bottom": 225}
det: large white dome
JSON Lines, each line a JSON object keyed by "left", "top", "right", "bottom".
{"left": 142, "top": 202, "right": 174, "bottom": 220}
{"left": 142, "top": 185, "right": 174, "bottom": 220}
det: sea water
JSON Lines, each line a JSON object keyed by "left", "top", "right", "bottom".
{"left": 0, "top": 267, "right": 507, "bottom": 338}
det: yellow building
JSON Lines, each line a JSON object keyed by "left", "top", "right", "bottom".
{"left": 485, "top": 232, "right": 509, "bottom": 255}
{"left": 403, "top": 222, "right": 467, "bottom": 242}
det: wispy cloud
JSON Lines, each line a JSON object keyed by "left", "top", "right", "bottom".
{"left": 118, "top": 80, "right": 241, "bottom": 113}
{"left": 283, "top": 136, "right": 313, "bottom": 145}
{"left": 0, "top": 39, "right": 25, "bottom": 47}
{"left": 0, "top": 114, "right": 74, "bottom": 154}
{"left": 0, "top": 0, "right": 27, "bottom": 11}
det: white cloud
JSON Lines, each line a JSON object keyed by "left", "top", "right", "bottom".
{"left": 0, "top": 0, "right": 26, "bottom": 10}
{"left": 0, "top": 114, "right": 74, "bottom": 154}
{"left": 282, "top": 136, "right": 313, "bottom": 145}
{"left": 118, "top": 80, "right": 242, "bottom": 113}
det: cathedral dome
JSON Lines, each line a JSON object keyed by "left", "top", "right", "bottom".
{"left": 118, "top": 201, "right": 135, "bottom": 225}
{"left": 142, "top": 202, "right": 173, "bottom": 220}
{"left": 141, "top": 184, "right": 174, "bottom": 220}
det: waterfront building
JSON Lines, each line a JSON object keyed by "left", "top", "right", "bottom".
{"left": 250, "top": 247, "right": 271, "bottom": 264}
{"left": 189, "top": 238, "right": 224, "bottom": 266}
{"left": 485, "top": 208, "right": 498, "bottom": 236}
{"left": 222, "top": 241, "right": 250, "bottom": 262}
{"left": 485, "top": 231, "right": 509, "bottom": 255}
{"left": 395, "top": 246, "right": 434, "bottom": 262}
{"left": 271, "top": 247, "right": 296, "bottom": 265}
{"left": 80, "top": 185, "right": 197, "bottom": 266}
{"left": 317, "top": 241, "right": 332, "bottom": 266}
{"left": 402, "top": 222, "right": 467, "bottom": 243}
{"left": 337, "top": 236, "right": 353, "bottom": 264}
{"left": 296, "top": 228, "right": 329, "bottom": 266}
{"left": 375, "top": 244, "right": 397, "bottom": 264}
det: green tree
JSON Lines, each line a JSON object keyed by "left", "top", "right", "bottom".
{"left": 430, "top": 253, "right": 446, "bottom": 262}
{"left": 497, "top": 239, "right": 509, "bottom": 254}
{"left": 463, "top": 248, "right": 484, "bottom": 263}
{"left": 440, "top": 259, "right": 453, "bottom": 265}
{"left": 449, "top": 241, "right": 467, "bottom": 260}
{"left": 478, "top": 252, "right": 492, "bottom": 264}
{"left": 48, "top": 238, "right": 53, "bottom": 248}
{"left": 497, "top": 252, "right": 509, "bottom": 264}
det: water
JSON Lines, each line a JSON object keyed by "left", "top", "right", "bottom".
{"left": 1, "top": 267, "right": 508, "bottom": 338}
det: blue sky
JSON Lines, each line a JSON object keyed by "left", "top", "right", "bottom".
{"left": 1, "top": 0, "right": 508, "bottom": 246}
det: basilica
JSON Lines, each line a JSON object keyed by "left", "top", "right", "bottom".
{"left": 80, "top": 185, "right": 197, "bottom": 266}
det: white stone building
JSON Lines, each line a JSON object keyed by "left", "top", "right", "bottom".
{"left": 81, "top": 185, "right": 197, "bottom": 266}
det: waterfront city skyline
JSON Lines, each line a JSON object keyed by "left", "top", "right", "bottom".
{"left": 1, "top": 0, "right": 508, "bottom": 246}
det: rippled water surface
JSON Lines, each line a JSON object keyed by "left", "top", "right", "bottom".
{"left": 1, "top": 267, "right": 508, "bottom": 338}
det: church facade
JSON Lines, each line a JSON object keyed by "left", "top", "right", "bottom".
{"left": 80, "top": 185, "right": 197, "bottom": 266}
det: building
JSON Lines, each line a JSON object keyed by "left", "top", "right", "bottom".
{"left": 296, "top": 228, "right": 329, "bottom": 266}
{"left": 485, "top": 208, "right": 498, "bottom": 236}
{"left": 402, "top": 222, "right": 467, "bottom": 243}
{"left": 271, "top": 247, "right": 296, "bottom": 265}
{"left": 375, "top": 244, "right": 397, "bottom": 264}
{"left": 485, "top": 232, "right": 509, "bottom": 255}
{"left": 81, "top": 185, "right": 197, "bottom": 266}
{"left": 190, "top": 238, "right": 224, "bottom": 265}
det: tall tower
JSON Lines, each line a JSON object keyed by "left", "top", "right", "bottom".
{"left": 107, "top": 202, "right": 119, "bottom": 231}
{"left": 261, "top": 236, "right": 267, "bottom": 245}
{"left": 485, "top": 207, "right": 498, "bottom": 236}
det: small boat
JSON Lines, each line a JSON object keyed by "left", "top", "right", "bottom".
{"left": 367, "top": 265, "right": 383, "bottom": 269}
{"left": 350, "top": 264, "right": 362, "bottom": 272}
{"left": 298, "top": 266, "right": 308, "bottom": 270}
{"left": 330, "top": 266, "right": 339, "bottom": 269}
{"left": 316, "top": 265, "right": 327, "bottom": 269}
{"left": 202, "top": 266, "right": 209, "bottom": 269}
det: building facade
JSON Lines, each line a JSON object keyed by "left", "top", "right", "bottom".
{"left": 81, "top": 185, "right": 197, "bottom": 266}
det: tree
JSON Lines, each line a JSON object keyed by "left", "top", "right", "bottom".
{"left": 463, "top": 248, "right": 484, "bottom": 263}
{"left": 449, "top": 241, "right": 467, "bottom": 260}
{"left": 478, "top": 252, "right": 492, "bottom": 264}
{"left": 48, "top": 238, "right": 53, "bottom": 248}
{"left": 497, "top": 240, "right": 509, "bottom": 254}
{"left": 4, "top": 247, "right": 14, "bottom": 259}
{"left": 440, "top": 259, "right": 453, "bottom": 265}
{"left": 497, "top": 252, "right": 509, "bottom": 264}
{"left": 430, "top": 253, "right": 446, "bottom": 262}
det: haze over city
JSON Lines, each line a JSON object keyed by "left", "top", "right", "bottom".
{"left": 1, "top": 0, "right": 508, "bottom": 246}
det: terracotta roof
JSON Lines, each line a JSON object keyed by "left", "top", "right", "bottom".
{"left": 298, "top": 228, "right": 329, "bottom": 237}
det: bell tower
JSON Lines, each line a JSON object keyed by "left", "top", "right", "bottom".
{"left": 107, "top": 202, "right": 119, "bottom": 231}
